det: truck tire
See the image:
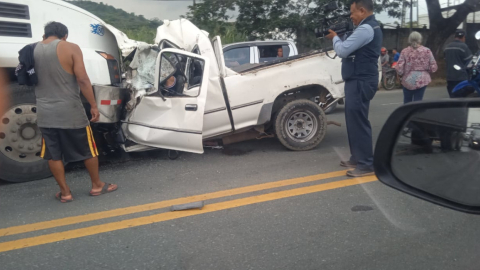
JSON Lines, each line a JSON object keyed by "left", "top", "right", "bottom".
{"left": 440, "top": 132, "right": 452, "bottom": 151}
{"left": 440, "top": 131, "right": 462, "bottom": 151}
{"left": 454, "top": 132, "right": 463, "bottom": 151}
{"left": 0, "top": 83, "right": 51, "bottom": 182}
{"left": 275, "top": 99, "right": 327, "bottom": 151}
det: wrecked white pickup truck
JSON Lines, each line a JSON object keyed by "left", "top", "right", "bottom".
{"left": 1, "top": 14, "right": 344, "bottom": 182}
{"left": 121, "top": 19, "right": 345, "bottom": 155}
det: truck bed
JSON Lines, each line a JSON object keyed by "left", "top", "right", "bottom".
{"left": 230, "top": 50, "right": 329, "bottom": 74}
{"left": 410, "top": 108, "right": 468, "bottom": 132}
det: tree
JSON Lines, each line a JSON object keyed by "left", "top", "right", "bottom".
{"left": 235, "top": 0, "right": 410, "bottom": 52}
{"left": 425, "top": 0, "right": 478, "bottom": 57}
{"left": 184, "top": 0, "right": 236, "bottom": 38}
{"left": 234, "top": 0, "right": 329, "bottom": 52}
{"left": 68, "top": 1, "right": 162, "bottom": 43}
{"left": 184, "top": 0, "right": 419, "bottom": 52}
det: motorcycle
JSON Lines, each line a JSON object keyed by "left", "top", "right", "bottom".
{"left": 382, "top": 66, "right": 397, "bottom": 90}
{"left": 452, "top": 31, "right": 480, "bottom": 97}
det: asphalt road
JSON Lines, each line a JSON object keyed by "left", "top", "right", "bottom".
{"left": 2, "top": 86, "right": 480, "bottom": 270}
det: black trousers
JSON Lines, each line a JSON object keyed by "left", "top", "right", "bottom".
{"left": 344, "top": 79, "right": 374, "bottom": 171}
{"left": 447, "top": 80, "right": 463, "bottom": 98}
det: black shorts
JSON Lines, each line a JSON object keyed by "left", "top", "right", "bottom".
{"left": 40, "top": 126, "right": 99, "bottom": 163}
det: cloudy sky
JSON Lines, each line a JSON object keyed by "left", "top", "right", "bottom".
{"left": 86, "top": 0, "right": 453, "bottom": 23}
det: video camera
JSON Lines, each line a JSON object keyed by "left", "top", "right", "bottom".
{"left": 315, "top": 1, "right": 354, "bottom": 38}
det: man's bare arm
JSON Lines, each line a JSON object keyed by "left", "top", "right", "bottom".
{"left": 71, "top": 44, "right": 99, "bottom": 122}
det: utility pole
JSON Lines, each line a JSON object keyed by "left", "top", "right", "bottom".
{"left": 416, "top": 0, "right": 419, "bottom": 25}
{"left": 410, "top": 0, "right": 413, "bottom": 31}
{"left": 401, "top": 1, "right": 406, "bottom": 27}
{"left": 447, "top": 0, "right": 450, "bottom": 18}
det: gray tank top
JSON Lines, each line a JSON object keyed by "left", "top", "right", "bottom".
{"left": 34, "top": 39, "right": 89, "bottom": 129}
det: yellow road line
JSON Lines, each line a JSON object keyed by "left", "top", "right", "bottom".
{"left": 0, "top": 170, "right": 347, "bottom": 237}
{"left": 0, "top": 176, "right": 377, "bottom": 253}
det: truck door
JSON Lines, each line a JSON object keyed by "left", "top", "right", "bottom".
{"left": 124, "top": 49, "right": 210, "bottom": 153}
{"left": 212, "top": 36, "right": 226, "bottom": 77}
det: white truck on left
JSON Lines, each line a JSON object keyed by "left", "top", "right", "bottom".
{"left": 0, "top": 0, "right": 345, "bottom": 183}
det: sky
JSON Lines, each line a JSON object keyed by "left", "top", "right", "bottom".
{"left": 86, "top": 0, "right": 456, "bottom": 23}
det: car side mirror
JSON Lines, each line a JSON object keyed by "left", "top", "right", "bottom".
{"left": 374, "top": 100, "right": 480, "bottom": 214}
{"left": 476, "top": 31, "right": 480, "bottom": 41}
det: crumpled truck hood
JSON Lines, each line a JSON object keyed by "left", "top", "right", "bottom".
{"left": 103, "top": 23, "right": 150, "bottom": 57}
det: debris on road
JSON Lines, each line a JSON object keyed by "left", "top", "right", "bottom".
{"left": 171, "top": 201, "right": 205, "bottom": 211}
{"left": 327, "top": 121, "right": 342, "bottom": 127}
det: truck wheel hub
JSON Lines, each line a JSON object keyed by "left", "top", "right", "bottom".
{"left": 0, "top": 104, "right": 43, "bottom": 163}
{"left": 21, "top": 125, "right": 36, "bottom": 140}
{"left": 286, "top": 110, "right": 318, "bottom": 141}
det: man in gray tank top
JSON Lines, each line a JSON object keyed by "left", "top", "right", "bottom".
{"left": 34, "top": 22, "right": 117, "bottom": 202}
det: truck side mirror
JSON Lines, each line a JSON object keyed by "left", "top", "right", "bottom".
{"left": 374, "top": 100, "right": 480, "bottom": 214}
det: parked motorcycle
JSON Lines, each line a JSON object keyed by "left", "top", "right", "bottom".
{"left": 452, "top": 31, "right": 480, "bottom": 97}
{"left": 382, "top": 67, "right": 397, "bottom": 90}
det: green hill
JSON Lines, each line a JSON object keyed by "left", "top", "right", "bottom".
{"left": 66, "top": 1, "right": 162, "bottom": 43}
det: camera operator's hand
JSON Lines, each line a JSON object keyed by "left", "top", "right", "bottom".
{"left": 325, "top": 30, "right": 338, "bottom": 40}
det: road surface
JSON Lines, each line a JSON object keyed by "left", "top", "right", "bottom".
{"left": 1, "top": 86, "right": 480, "bottom": 270}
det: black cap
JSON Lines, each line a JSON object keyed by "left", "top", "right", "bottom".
{"left": 455, "top": 30, "right": 466, "bottom": 38}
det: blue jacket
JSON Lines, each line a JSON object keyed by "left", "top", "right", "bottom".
{"left": 341, "top": 15, "right": 383, "bottom": 100}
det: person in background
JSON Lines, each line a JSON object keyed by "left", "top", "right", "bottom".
{"left": 391, "top": 48, "right": 400, "bottom": 67}
{"left": 277, "top": 47, "right": 283, "bottom": 58}
{"left": 392, "top": 48, "right": 400, "bottom": 62}
{"left": 444, "top": 29, "right": 473, "bottom": 97}
{"left": 326, "top": 0, "right": 382, "bottom": 177}
{"left": 391, "top": 48, "right": 401, "bottom": 84}
{"left": 34, "top": 22, "right": 117, "bottom": 203}
{"left": 395, "top": 31, "right": 437, "bottom": 104}
{"left": 380, "top": 47, "right": 389, "bottom": 72}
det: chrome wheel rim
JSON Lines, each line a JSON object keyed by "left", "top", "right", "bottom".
{"left": 0, "top": 104, "right": 43, "bottom": 162}
{"left": 285, "top": 110, "right": 318, "bottom": 142}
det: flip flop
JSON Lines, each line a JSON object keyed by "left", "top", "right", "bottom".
{"left": 89, "top": 183, "right": 118, "bottom": 196}
{"left": 55, "top": 191, "right": 74, "bottom": 203}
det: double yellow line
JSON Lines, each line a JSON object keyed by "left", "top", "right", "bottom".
{"left": 0, "top": 170, "right": 377, "bottom": 253}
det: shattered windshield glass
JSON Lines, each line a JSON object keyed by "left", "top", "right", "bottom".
{"left": 159, "top": 53, "right": 176, "bottom": 84}
{"left": 129, "top": 44, "right": 159, "bottom": 92}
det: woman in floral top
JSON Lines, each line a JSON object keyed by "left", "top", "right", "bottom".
{"left": 395, "top": 31, "right": 438, "bottom": 104}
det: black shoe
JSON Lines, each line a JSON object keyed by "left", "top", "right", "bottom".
{"left": 340, "top": 160, "right": 357, "bottom": 168}
{"left": 346, "top": 168, "right": 375, "bottom": 177}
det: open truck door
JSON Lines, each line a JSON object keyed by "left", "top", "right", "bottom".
{"left": 124, "top": 49, "right": 210, "bottom": 153}
{"left": 212, "top": 36, "right": 226, "bottom": 77}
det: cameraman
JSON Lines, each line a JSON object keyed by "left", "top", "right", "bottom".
{"left": 326, "top": 0, "right": 382, "bottom": 177}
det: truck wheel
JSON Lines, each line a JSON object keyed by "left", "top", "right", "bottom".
{"left": 0, "top": 84, "right": 51, "bottom": 182}
{"left": 440, "top": 132, "right": 451, "bottom": 151}
{"left": 275, "top": 99, "right": 327, "bottom": 151}
{"left": 454, "top": 132, "right": 463, "bottom": 151}
{"left": 440, "top": 131, "right": 461, "bottom": 151}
